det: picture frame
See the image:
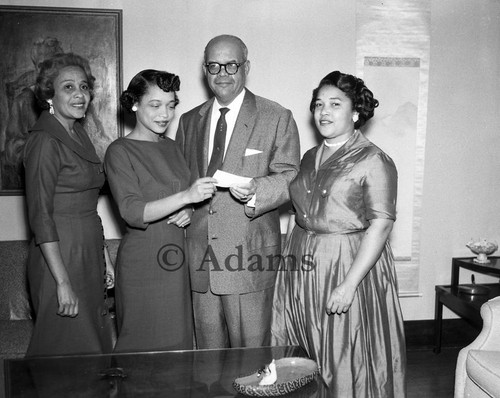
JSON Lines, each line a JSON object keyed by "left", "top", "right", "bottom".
{"left": 0, "top": 6, "right": 123, "bottom": 195}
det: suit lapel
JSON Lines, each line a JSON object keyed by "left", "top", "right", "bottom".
{"left": 196, "top": 99, "right": 214, "bottom": 177}
{"left": 222, "top": 90, "right": 256, "bottom": 174}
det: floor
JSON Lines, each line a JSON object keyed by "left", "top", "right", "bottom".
{"left": 407, "top": 347, "right": 461, "bottom": 398}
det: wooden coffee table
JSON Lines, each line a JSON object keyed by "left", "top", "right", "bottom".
{"left": 4, "top": 345, "right": 325, "bottom": 397}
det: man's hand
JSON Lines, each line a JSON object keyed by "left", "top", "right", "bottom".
{"left": 229, "top": 179, "right": 256, "bottom": 202}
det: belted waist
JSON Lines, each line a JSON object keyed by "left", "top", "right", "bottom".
{"left": 295, "top": 224, "right": 366, "bottom": 236}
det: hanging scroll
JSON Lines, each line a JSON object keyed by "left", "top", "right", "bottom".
{"left": 356, "top": 0, "right": 430, "bottom": 294}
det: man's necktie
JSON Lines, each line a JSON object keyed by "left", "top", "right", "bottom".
{"left": 207, "top": 107, "right": 229, "bottom": 177}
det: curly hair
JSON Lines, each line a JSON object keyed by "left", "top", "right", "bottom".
{"left": 120, "top": 69, "right": 180, "bottom": 113}
{"left": 35, "top": 53, "right": 95, "bottom": 110}
{"left": 309, "top": 71, "right": 379, "bottom": 129}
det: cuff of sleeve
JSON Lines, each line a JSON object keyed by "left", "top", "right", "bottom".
{"left": 35, "top": 236, "right": 60, "bottom": 246}
{"left": 247, "top": 194, "right": 256, "bottom": 208}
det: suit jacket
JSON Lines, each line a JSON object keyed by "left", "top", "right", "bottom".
{"left": 176, "top": 89, "right": 300, "bottom": 294}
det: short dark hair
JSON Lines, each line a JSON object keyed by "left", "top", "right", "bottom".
{"left": 35, "top": 53, "right": 95, "bottom": 110}
{"left": 120, "top": 69, "right": 180, "bottom": 112}
{"left": 310, "top": 70, "right": 379, "bottom": 129}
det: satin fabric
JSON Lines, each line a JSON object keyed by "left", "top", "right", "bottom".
{"left": 271, "top": 131, "right": 406, "bottom": 397}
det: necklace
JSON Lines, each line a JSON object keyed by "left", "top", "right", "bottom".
{"left": 323, "top": 138, "right": 348, "bottom": 148}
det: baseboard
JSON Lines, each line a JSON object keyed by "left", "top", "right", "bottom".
{"left": 404, "top": 318, "right": 480, "bottom": 350}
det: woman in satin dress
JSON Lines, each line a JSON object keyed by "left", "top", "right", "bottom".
{"left": 24, "top": 53, "right": 114, "bottom": 357}
{"left": 104, "top": 70, "right": 216, "bottom": 352}
{"left": 271, "top": 71, "right": 406, "bottom": 397}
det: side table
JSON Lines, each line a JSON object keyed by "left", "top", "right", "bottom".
{"left": 433, "top": 257, "right": 500, "bottom": 353}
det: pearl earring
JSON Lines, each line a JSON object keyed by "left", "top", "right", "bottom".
{"left": 48, "top": 99, "right": 54, "bottom": 115}
{"left": 352, "top": 113, "right": 359, "bottom": 123}
{"left": 132, "top": 105, "right": 138, "bottom": 112}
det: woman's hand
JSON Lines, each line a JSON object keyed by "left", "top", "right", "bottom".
{"left": 167, "top": 208, "right": 192, "bottom": 228}
{"left": 326, "top": 283, "right": 356, "bottom": 315}
{"left": 143, "top": 178, "right": 215, "bottom": 224}
{"left": 186, "top": 177, "right": 217, "bottom": 203}
{"left": 39, "top": 241, "right": 79, "bottom": 317}
{"left": 104, "top": 245, "right": 115, "bottom": 289}
{"left": 326, "top": 219, "right": 394, "bottom": 316}
{"left": 56, "top": 281, "right": 79, "bottom": 317}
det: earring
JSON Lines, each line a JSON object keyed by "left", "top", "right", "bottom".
{"left": 132, "top": 105, "right": 138, "bottom": 112}
{"left": 352, "top": 113, "right": 359, "bottom": 123}
{"left": 48, "top": 99, "right": 54, "bottom": 115}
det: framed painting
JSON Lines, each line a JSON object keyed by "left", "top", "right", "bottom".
{"left": 0, "top": 6, "right": 123, "bottom": 195}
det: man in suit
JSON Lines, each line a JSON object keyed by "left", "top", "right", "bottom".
{"left": 176, "top": 34, "right": 300, "bottom": 348}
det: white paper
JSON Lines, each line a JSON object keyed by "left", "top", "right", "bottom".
{"left": 213, "top": 170, "right": 252, "bottom": 188}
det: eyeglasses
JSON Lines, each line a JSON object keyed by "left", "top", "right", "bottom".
{"left": 204, "top": 61, "right": 246, "bottom": 75}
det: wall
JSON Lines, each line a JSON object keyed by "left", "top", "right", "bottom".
{"left": 413, "top": 0, "right": 500, "bottom": 319}
{"left": 1, "top": 0, "right": 499, "bottom": 321}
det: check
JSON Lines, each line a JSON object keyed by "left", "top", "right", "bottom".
{"left": 213, "top": 170, "right": 252, "bottom": 188}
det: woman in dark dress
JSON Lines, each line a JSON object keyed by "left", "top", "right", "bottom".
{"left": 104, "top": 70, "right": 216, "bottom": 352}
{"left": 24, "top": 53, "right": 114, "bottom": 357}
{"left": 271, "top": 71, "right": 406, "bottom": 396}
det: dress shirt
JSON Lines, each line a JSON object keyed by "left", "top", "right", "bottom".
{"left": 208, "top": 88, "right": 246, "bottom": 161}
{"left": 208, "top": 89, "right": 255, "bottom": 207}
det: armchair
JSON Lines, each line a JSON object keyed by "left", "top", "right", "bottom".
{"left": 455, "top": 296, "right": 500, "bottom": 397}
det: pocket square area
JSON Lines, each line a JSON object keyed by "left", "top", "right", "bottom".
{"left": 245, "top": 148, "right": 263, "bottom": 156}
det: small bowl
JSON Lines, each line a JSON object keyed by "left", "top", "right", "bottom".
{"left": 466, "top": 239, "right": 498, "bottom": 263}
{"left": 233, "top": 357, "right": 319, "bottom": 396}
